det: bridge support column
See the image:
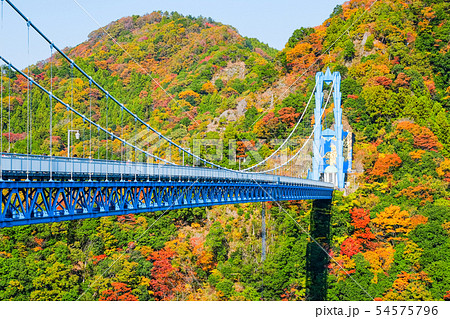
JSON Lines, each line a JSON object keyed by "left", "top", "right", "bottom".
{"left": 261, "top": 202, "right": 266, "bottom": 262}
{"left": 306, "top": 198, "right": 332, "bottom": 301}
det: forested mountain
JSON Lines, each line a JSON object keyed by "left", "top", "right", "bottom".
{"left": 1, "top": 0, "right": 450, "bottom": 300}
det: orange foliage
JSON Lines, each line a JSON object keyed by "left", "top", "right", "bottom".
{"left": 236, "top": 140, "right": 256, "bottom": 158}
{"left": 117, "top": 214, "right": 136, "bottom": 224}
{"left": 370, "top": 153, "right": 402, "bottom": 179}
{"left": 394, "top": 73, "right": 410, "bottom": 88}
{"left": 178, "top": 90, "right": 201, "bottom": 103}
{"left": 190, "top": 237, "right": 216, "bottom": 271}
{"left": 350, "top": 208, "right": 370, "bottom": 229}
{"left": 374, "top": 76, "right": 393, "bottom": 87}
{"left": 384, "top": 271, "right": 433, "bottom": 301}
{"left": 396, "top": 184, "right": 435, "bottom": 205}
{"left": 100, "top": 282, "right": 138, "bottom": 301}
{"left": 278, "top": 107, "right": 299, "bottom": 128}
{"left": 409, "top": 215, "right": 428, "bottom": 229}
{"left": 444, "top": 290, "right": 450, "bottom": 301}
{"left": 409, "top": 150, "right": 425, "bottom": 161}
{"left": 396, "top": 121, "right": 442, "bottom": 151}
{"left": 92, "top": 254, "right": 107, "bottom": 265}
{"left": 201, "top": 82, "right": 217, "bottom": 94}
{"left": 423, "top": 76, "right": 436, "bottom": 94}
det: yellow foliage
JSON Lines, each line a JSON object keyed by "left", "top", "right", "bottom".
{"left": 372, "top": 205, "right": 412, "bottom": 243}
{"left": 403, "top": 241, "right": 423, "bottom": 271}
{"left": 437, "top": 158, "right": 450, "bottom": 178}
{"left": 286, "top": 42, "right": 312, "bottom": 63}
{"left": 409, "top": 150, "right": 425, "bottom": 161}
{"left": 179, "top": 90, "right": 200, "bottom": 100}
{"left": 0, "top": 251, "right": 12, "bottom": 258}
{"left": 331, "top": 254, "right": 356, "bottom": 281}
{"left": 201, "top": 82, "right": 217, "bottom": 94}
{"left": 363, "top": 245, "right": 395, "bottom": 283}
{"left": 139, "top": 277, "right": 151, "bottom": 287}
{"left": 442, "top": 221, "right": 450, "bottom": 235}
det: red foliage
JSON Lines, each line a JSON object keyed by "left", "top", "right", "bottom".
{"left": 350, "top": 208, "right": 370, "bottom": 229}
{"left": 199, "top": 55, "right": 213, "bottom": 64}
{"left": 394, "top": 73, "right": 410, "bottom": 88}
{"left": 100, "top": 282, "right": 138, "bottom": 301}
{"left": 374, "top": 76, "right": 393, "bottom": 87}
{"left": 149, "top": 247, "right": 181, "bottom": 300}
{"left": 92, "top": 254, "right": 107, "bottom": 265}
{"left": 347, "top": 94, "right": 359, "bottom": 99}
{"left": 2, "top": 132, "right": 27, "bottom": 143}
{"left": 444, "top": 290, "right": 450, "bottom": 301}
{"left": 117, "top": 214, "right": 136, "bottom": 224}
{"left": 341, "top": 237, "right": 362, "bottom": 257}
{"left": 278, "top": 107, "right": 300, "bottom": 128}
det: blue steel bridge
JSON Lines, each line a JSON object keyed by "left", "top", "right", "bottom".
{"left": 0, "top": 0, "right": 344, "bottom": 228}
{"left": 0, "top": 154, "right": 333, "bottom": 227}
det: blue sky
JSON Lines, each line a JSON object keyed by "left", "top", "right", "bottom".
{"left": 0, "top": 0, "right": 343, "bottom": 69}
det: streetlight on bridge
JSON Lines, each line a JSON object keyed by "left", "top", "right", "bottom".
{"left": 67, "top": 130, "right": 80, "bottom": 158}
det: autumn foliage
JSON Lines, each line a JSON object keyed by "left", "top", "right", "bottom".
{"left": 369, "top": 153, "right": 402, "bottom": 179}
{"left": 100, "top": 282, "right": 138, "bottom": 301}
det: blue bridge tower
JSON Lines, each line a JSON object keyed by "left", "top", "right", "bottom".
{"left": 310, "top": 68, "right": 352, "bottom": 189}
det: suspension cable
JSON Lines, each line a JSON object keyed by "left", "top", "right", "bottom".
{"left": 70, "top": 62, "right": 74, "bottom": 181}
{"left": 0, "top": 55, "right": 175, "bottom": 166}
{"left": 0, "top": 0, "right": 2, "bottom": 180}
{"left": 105, "top": 93, "right": 109, "bottom": 181}
{"left": 49, "top": 44, "right": 53, "bottom": 180}
{"left": 242, "top": 82, "right": 317, "bottom": 172}
{"left": 88, "top": 78, "right": 92, "bottom": 181}
{"left": 3, "top": 0, "right": 322, "bottom": 174}
{"left": 7, "top": 63, "right": 10, "bottom": 153}
{"left": 120, "top": 104, "right": 123, "bottom": 181}
{"left": 0, "top": 0, "right": 3, "bottom": 181}
{"left": 259, "top": 81, "right": 335, "bottom": 174}
{"left": 26, "top": 21, "right": 30, "bottom": 180}
{"left": 0, "top": 0, "right": 265, "bottom": 171}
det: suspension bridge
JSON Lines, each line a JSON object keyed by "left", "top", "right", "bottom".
{"left": 0, "top": 0, "right": 349, "bottom": 228}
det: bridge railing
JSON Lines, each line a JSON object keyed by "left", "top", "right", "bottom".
{"left": 0, "top": 153, "right": 333, "bottom": 188}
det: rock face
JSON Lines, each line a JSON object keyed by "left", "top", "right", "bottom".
{"left": 212, "top": 61, "right": 246, "bottom": 83}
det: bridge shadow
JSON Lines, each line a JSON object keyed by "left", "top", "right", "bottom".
{"left": 306, "top": 198, "right": 332, "bottom": 301}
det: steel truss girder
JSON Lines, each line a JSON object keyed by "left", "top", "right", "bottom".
{"left": 0, "top": 181, "right": 333, "bottom": 227}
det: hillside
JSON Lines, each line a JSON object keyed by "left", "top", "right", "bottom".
{"left": 278, "top": 0, "right": 450, "bottom": 300}
{"left": 1, "top": 0, "right": 450, "bottom": 301}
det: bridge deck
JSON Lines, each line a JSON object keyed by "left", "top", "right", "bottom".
{"left": 0, "top": 154, "right": 334, "bottom": 228}
{"left": 0, "top": 153, "right": 332, "bottom": 187}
